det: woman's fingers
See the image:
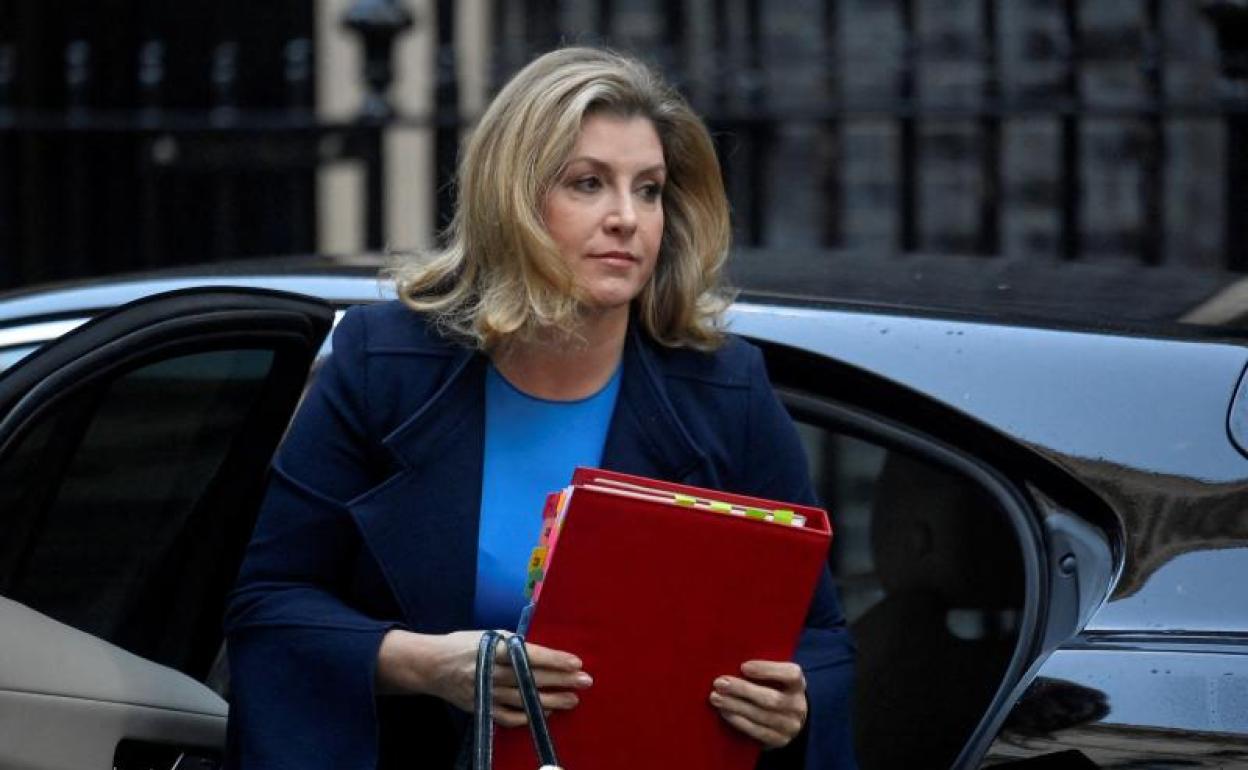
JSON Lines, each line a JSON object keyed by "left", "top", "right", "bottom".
{"left": 492, "top": 703, "right": 529, "bottom": 728}
{"left": 481, "top": 634, "right": 587, "bottom": 720}
{"left": 718, "top": 711, "right": 791, "bottom": 749}
{"left": 709, "top": 685, "right": 804, "bottom": 737}
{"left": 537, "top": 668, "right": 593, "bottom": 688}
{"left": 493, "top": 684, "right": 580, "bottom": 711}
{"left": 521, "top": 642, "right": 585, "bottom": 672}
{"left": 492, "top": 665, "right": 593, "bottom": 690}
{"left": 709, "top": 663, "right": 809, "bottom": 749}
{"left": 489, "top": 634, "right": 582, "bottom": 671}
{"left": 740, "top": 660, "right": 804, "bottom": 688}
{"left": 715, "top": 675, "right": 799, "bottom": 713}
{"left": 489, "top": 637, "right": 591, "bottom": 690}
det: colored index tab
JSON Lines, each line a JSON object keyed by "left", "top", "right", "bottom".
{"left": 709, "top": 501, "right": 733, "bottom": 513}
{"left": 773, "top": 509, "right": 795, "bottom": 525}
{"left": 528, "top": 546, "right": 548, "bottom": 571}
{"left": 674, "top": 493, "right": 697, "bottom": 506}
{"left": 745, "top": 507, "right": 767, "bottom": 520}
{"left": 525, "top": 565, "right": 544, "bottom": 595}
{"left": 524, "top": 569, "right": 542, "bottom": 598}
{"left": 542, "top": 492, "right": 561, "bottom": 518}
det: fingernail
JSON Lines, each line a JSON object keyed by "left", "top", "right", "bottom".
{"left": 714, "top": 678, "right": 729, "bottom": 690}
{"left": 709, "top": 692, "right": 722, "bottom": 705}
{"left": 569, "top": 656, "right": 583, "bottom": 669}
{"left": 576, "top": 673, "right": 593, "bottom": 687}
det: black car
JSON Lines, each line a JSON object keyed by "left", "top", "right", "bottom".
{"left": 1, "top": 257, "right": 1246, "bottom": 769}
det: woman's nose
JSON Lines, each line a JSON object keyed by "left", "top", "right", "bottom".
{"left": 604, "top": 194, "right": 638, "bottom": 234}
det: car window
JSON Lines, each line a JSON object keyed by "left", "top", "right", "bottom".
{"left": 792, "top": 420, "right": 1026, "bottom": 770}
{"left": 0, "top": 347, "right": 280, "bottom": 680}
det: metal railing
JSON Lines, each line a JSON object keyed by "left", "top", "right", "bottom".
{"left": 1, "top": 0, "right": 1246, "bottom": 291}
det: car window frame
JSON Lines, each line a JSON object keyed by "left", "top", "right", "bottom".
{"left": 776, "top": 385, "right": 1046, "bottom": 767}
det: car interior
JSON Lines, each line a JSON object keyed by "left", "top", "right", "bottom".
{"left": 0, "top": 290, "right": 333, "bottom": 769}
{"left": 850, "top": 451, "right": 1023, "bottom": 767}
{"left": 0, "top": 347, "right": 301, "bottom": 681}
{"left": 792, "top": 420, "right": 1027, "bottom": 770}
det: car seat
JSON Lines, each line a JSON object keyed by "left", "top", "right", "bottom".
{"left": 850, "top": 452, "right": 1024, "bottom": 768}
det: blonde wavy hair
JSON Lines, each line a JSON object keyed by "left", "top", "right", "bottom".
{"left": 391, "top": 46, "right": 733, "bottom": 351}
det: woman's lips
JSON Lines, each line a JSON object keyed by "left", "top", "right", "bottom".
{"left": 588, "top": 251, "right": 639, "bottom": 264}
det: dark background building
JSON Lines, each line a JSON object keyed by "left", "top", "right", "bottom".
{"left": 2, "top": 0, "right": 1247, "bottom": 321}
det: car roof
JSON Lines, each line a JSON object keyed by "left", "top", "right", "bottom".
{"left": 1, "top": 252, "right": 1246, "bottom": 344}
{"left": 0, "top": 257, "right": 390, "bottom": 326}
{"left": 727, "top": 246, "right": 1248, "bottom": 341}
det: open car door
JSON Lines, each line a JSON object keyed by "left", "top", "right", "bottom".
{"left": 733, "top": 298, "right": 1248, "bottom": 768}
{"left": 0, "top": 288, "right": 335, "bottom": 770}
{"left": 755, "top": 339, "right": 1115, "bottom": 769}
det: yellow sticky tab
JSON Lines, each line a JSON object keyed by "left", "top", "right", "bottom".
{"left": 710, "top": 501, "right": 733, "bottom": 513}
{"left": 773, "top": 509, "right": 795, "bottom": 525}
{"left": 674, "top": 494, "right": 697, "bottom": 506}
{"left": 745, "top": 507, "right": 767, "bottom": 520}
{"left": 528, "top": 546, "right": 548, "bottom": 571}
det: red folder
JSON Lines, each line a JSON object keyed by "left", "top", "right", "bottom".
{"left": 495, "top": 467, "right": 833, "bottom": 770}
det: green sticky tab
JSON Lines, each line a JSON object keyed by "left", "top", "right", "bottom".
{"left": 710, "top": 501, "right": 733, "bottom": 513}
{"left": 674, "top": 494, "right": 697, "bottom": 506}
{"left": 745, "top": 507, "right": 767, "bottom": 520}
{"left": 773, "top": 509, "right": 795, "bottom": 525}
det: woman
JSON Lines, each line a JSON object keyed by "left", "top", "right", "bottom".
{"left": 225, "top": 47, "right": 855, "bottom": 769}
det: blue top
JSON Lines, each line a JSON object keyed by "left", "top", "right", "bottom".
{"left": 473, "top": 362, "right": 623, "bottom": 629}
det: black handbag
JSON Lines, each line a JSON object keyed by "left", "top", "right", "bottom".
{"left": 464, "top": 630, "right": 562, "bottom": 770}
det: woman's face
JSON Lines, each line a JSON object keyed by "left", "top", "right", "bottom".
{"left": 543, "top": 112, "right": 666, "bottom": 318}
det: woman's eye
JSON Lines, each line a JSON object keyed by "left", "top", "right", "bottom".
{"left": 638, "top": 183, "right": 663, "bottom": 202}
{"left": 571, "top": 176, "right": 601, "bottom": 193}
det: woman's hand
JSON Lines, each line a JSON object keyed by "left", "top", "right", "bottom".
{"left": 709, "top": 660, "right": 808, "bottom": 749}
{"left": 376, "top": 630, "right": 591, "bottom": 726}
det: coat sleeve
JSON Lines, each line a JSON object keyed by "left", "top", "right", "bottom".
{"left": 741, "top": 346, "right": 858, "bottom": 770}
{"left": 224, "top": 308, "right": 400, "bottom": 770}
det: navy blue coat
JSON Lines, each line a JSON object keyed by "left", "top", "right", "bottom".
{"left": 224, "top": 301, "right": 856, "bottom": 769}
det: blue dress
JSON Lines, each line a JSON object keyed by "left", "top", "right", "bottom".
{"left": 473, "top": 363, "right": 620, "bottom": 630}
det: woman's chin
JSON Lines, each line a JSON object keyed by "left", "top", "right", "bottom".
{"left": 573, "top": 284, "right": 636, "bottom": 311}
{"left": 577, "top": 296, "right": 634, "bottom": 321}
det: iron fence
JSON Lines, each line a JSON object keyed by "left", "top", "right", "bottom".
{"left": 0, "top": 0, "right": 1246, "bottom": 291}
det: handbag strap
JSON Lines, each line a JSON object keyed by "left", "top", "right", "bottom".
{"left": 471, "top": 631, "right": 562, "bottom": 770}
{"left": 505, "top": 634, "right": 560, "bottom": 768}
{"left": 473, "top": 630, "right": 503, "bottom": 770}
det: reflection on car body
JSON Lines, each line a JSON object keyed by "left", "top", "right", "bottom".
{"left": 1, "top": 257, "right": 1247, "bottom": 769}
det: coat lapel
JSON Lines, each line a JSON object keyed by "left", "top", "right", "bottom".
{"left": 347, "top": 350, "right": 486, "bottom": 633}
{"left": 346, "top": 321, "right": 714, "bottom": 632}
{"left": 601, "top": 323, "right": 713, "bottom": 485}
